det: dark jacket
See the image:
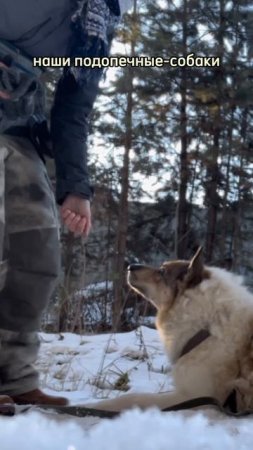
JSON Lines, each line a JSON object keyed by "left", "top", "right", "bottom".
{"left": 51, "top": 69, "right": 99, "bottom": 203}
{"left": 0, "top": 0, "right": 120, "bottom": 204}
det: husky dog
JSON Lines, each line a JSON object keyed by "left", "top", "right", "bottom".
{"left": 86, "top": 248, "right": 253, "bottom": 413}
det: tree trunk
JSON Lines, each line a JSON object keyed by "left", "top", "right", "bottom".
{"left": 205, "top": 132, "right": 220, "bottom": 262}
{"left": 175, "top": 0, "right": 189, "bottom": 258}
{"left": 112, "top": 0, "right": 136, "bottom": 331}
{"left": 205, "top": 0, "right": 225, "bottom": 262}
{"left": 232, "top": 108, "right": 249, "bottom": 272}
{"left": 58, "top": 233, "right": 86, "bottom": 332}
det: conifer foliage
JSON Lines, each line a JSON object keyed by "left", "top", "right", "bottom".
{"left": 50, "top": 0, "right": 253, "bottom": 332}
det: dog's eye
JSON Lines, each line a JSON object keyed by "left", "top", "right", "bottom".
{"left": 158, "top": 268, "right": 166, "bottom": 277}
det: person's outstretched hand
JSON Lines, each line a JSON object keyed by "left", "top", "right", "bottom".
{"left": 60, "top": 194, "right": 92, "bottom": 237}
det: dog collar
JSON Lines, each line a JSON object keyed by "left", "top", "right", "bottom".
{"left": 180, "top": 329, "right": 211, "bottom": 358}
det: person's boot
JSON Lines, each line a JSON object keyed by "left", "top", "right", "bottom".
{"left": 0, "top": 395, "right": 15, "bottom": 415}
{"left": 12, "top": 389, "right": 68, "bottom": 406}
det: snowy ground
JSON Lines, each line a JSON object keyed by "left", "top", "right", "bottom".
{"left": 1, "top": 326, "right": 253, "bottom": 449}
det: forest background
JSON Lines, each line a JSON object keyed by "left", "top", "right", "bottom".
{"left": 43, "top": 0, "right": 253, "bottom": 334}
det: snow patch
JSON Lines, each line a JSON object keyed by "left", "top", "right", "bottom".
{"left": 1, "top": 408, "right": 253, "bottom": 450}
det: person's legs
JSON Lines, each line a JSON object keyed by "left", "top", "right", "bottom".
{"left": 0, "top": 134, "right": 62, "bottom": 398}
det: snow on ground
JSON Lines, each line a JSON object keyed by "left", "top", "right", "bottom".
{"left": 1, "top": 326, "right": 253, "bottom": 449}
{"left": 2, "top": 408, "right": 253, "bottom": 450}
{"left": 38, "top": 326, "right": 171, "bottom": 402}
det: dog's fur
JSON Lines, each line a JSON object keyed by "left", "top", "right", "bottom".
{"left": 85, "top": 248, "right": 253, "bottom": 413}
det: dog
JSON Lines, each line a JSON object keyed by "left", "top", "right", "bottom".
{"left": 85, "top": 247, "right": 253, "bottom": 413}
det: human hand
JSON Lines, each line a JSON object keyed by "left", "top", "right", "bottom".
{"left": 60, "top": 194, "right": 92, "bottom": 237}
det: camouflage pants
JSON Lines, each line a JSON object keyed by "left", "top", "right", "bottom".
{"left": 0, "top": 134, "right": 60, "bottom": 395}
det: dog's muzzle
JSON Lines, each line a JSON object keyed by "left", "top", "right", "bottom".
{"left": 127, "top": 264, "right": 145, "bottom": 285}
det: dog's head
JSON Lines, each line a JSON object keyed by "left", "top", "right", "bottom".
{"left": 127, "top": 247, "right": 209, "bottom": 310}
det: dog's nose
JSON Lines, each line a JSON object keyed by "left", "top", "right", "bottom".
{"left": 127, "top": 264, "right": 144, "bottom": 271}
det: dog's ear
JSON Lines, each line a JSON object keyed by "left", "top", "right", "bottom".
{"left": 184, "top": 247, "right": 204, "bottom": 287}
{"left": 189, "top": 247, "right": 203, "bottom": 268}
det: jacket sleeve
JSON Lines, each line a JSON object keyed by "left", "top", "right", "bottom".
{"left": 50, "top": 0, "right": 124, "bottom": 206}
{"left": 50, "top": 69, "right": 101, "bottom": 205}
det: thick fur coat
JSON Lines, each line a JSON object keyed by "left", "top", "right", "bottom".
{"left": 85, "top": 248, "right": 253, "bottom": 413}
